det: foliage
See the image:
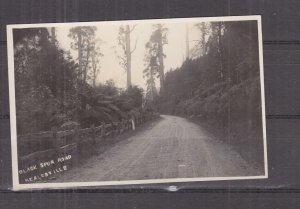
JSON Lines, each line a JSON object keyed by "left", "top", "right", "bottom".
{"left": 143, "top": 24, "right": 168, "bottom": 109}
{"left": 159, "top": 21, "right": 263, "bottom": 167}
{"left": 160, "top": 21, "right": 262, "bottom": 139}
{"left": 14, "top": 28, "right": 144, "bottom": 134}
{"left": 115, "top": 25, "right": 138, "bottom": 89}
{"left": 77, "top": 83, "right": 144, "bottom": 128}
{"left": 191, "top": 22, "right": 210, "bottom": 58}
{"left": 68, "top": 26, "right": 102, "bottom": 84}
{"left": 14, "top": 28, "right": 78, "bottom": 134}
{"left": 143, "top": 24, "right": 168, "bottom": 96}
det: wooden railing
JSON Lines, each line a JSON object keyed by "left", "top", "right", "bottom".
{"left": 17, "top": 112, "right": 159, "bottom": 183}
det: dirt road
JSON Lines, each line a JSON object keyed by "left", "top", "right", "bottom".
{"left": 55, "top": 115, "right": 261, "bottom": 183}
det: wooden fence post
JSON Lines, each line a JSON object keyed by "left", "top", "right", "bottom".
{"left": 123, "top": 119, "right": 127, "bottom": 131}
{"left": 73, "top": 125, "right": 80, "bottom": 165}
{"left": 117, "top": 122, "right": 121, "bottom": 134}
{"left": 121, "top": 119, "right": 125, "bottom": 133}
{"left": 127, "top": 119, "right": 131, "bottom": 130}
{"left": 113, "top": 122, "right": 117, "bottom": 136}
{"left": 51, "top": 127, "right": 59, "bottom": 151}
{"left": 131, "top": 117, "right": 135, "bottom": 130}
{"left": 123, "top": 119, "right": 126, "bottom": 132}
{"left": 100, "top": 122, "right": 106, "bottom": 139}
{"left": 51, "top": 127, "right": 60, "bottom": 173}
{"left": 90, "top": 124, "right": 96, "bottom": 155}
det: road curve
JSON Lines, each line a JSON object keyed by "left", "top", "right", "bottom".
{"left": 55, "top": 115, "right": 261, "bottom": 183}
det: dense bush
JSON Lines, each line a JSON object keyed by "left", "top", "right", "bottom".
{"left": 160, "top": 21, "right": 261, "bottom": 126}
{"left": 14, "top": 28, "right": 144, "bottom": 134}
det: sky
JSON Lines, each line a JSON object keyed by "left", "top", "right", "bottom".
{"left": 55, "top": 21, "right": 201, "bottom": 90}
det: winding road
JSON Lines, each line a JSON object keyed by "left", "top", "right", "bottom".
{"left": 55, "top": 115, "right": 260, "bottom": 183}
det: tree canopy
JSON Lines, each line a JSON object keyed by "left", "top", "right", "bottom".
{"left": 14, "top": 27, "right": 145, "bottom": 134}
{"left": 160, "top": 21, "right": 262, "bottom": 140}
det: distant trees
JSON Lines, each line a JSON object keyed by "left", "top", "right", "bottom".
{"left": 192, "top": 22, "right": 210, "bottom": 58}
{"left": 143, "top": 45, "right": 159, "bottom": 109}
{"left": 185, "top": 23, "right": 190, "bottom": 59}
{"left": 68, "top": 26, "right": 101, "bottom": 85}
{"left": 142, "top": 24, "right": 168, "bottom": 110}
{"left": 210, "top": 22, "right": 225, "bottom": 81}
{"left": 145, "top": 24, "right": 168, "bottom": 94}
{"left": 13, "top": 20, "right": 261, "bottom": 137}
{"left": 90, "top": 36, "right": 103, "bottom": 87}
{"left": 115, "top": 25, "right": 138, "bottom": 89}
{"left": 160, "top": 21, "right": 261, "bottom": 123}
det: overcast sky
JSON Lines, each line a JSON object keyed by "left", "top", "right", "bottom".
{"left": 55, "top": 21, "right": 201, "bottom": 90}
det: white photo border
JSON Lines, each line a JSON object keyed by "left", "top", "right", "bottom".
{"left": 7, "top": 15, "right": 268, "bottom": 190}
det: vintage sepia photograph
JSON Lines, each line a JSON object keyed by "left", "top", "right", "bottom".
{"left": 7, "top": 16, "right": 267, "bottom": 190}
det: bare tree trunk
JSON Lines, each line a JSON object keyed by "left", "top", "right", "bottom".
{"left": 93, "top": 69, "right": 96, "bottom": 87}
{"left": 78, "top": 32, "right": 83, "bottom": 81}
{"left": 158, "top": 25, "right": 165, "bottom": 94}
{"left": 185, "top": 23, "right": 189, "bottom": 59}
{"left": 50, "top": 27, "right": 56, "bottom": 43}
{"left": 125, "top": 25, "right": 132, "bottom": 89}
{"left": 201, "top": 23, "right": 206, "bottom": 56}
{"left": 50, "top": 27, "right": 60, "bottom": 97}
{"left": 217, "top": 22, "right": 224, "bottom": 81}
{"left": 91, "top": 49, "right": 96, "bottom": 87}
{"left": 83, "top": 42, "right": 90, "bottom": 83}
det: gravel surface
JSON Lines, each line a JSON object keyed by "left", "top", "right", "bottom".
{"left": 54, "top": 115, "right": 261, "bottom": 183}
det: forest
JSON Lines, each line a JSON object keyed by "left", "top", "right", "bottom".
{"left": 13, "top": 26, "right": 144, "bottom": 134}
{"left": 13, "top": 20, "right": 264, "bottom": 168}
{"left": 159, "top": 21, "right": 264, "bottom": 168}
